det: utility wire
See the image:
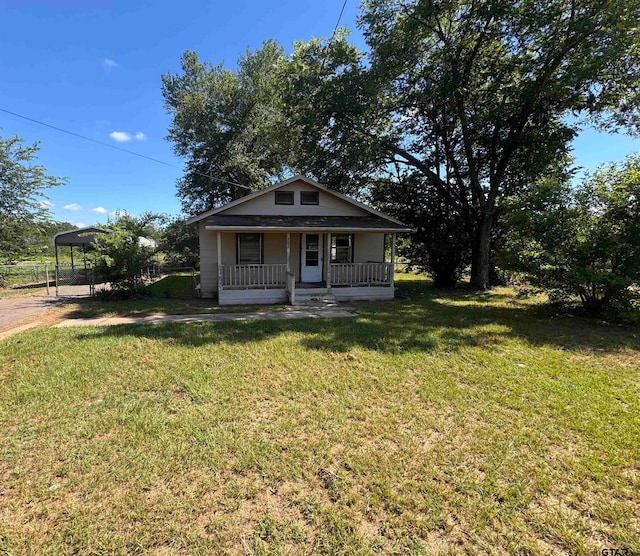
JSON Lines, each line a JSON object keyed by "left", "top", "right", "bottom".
{"left": 321, "top": 0, "right": 349, "bottom": 69}
{"left": 329, "top": 0, "right": 349, "bottom": 47}
{"left": 0, "top": 107, "right": 251, "bottom": 190}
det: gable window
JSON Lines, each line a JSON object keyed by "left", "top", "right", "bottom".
{"left": 275, "top": 191, "right": 294, "bottom": 205}
{"left": 237, "top": 234, "right": 263, "bottom": 264}
{"left": 300, "top": 191, "right": 319, "bottom": 205}
{"left": 331, "top": 234, "right": 353, "bottom": 263}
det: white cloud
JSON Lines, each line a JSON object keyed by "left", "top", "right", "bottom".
{"left": 74, "top": 222, "right": 87, "bottom": 228}
{"left": 109, "top": 131, "right": 131, "bottom": 143}
{"left": 63, "top": 203, "right": 82, "bottom": 211}
{"left": 40, "top": 200, "right": 54, "bottom": 209}
{"left": 134, "top": 131, "right": 147, "bottom": 141}
{"left": 91, "top": 206, "right": 108, "bottom": 214}
{"left": 103, "top": 58, "right": 118, "bottom": 69}
{"left": 109, "top": 210, "right": 119, "bottom": 217}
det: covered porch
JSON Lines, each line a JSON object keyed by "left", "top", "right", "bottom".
{"left": 213, "top": 230, "right": 399, "bottom": 305}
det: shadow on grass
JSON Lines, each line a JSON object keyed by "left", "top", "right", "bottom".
{"left": 71, "top": 280, "right": 640, "bottom": 355}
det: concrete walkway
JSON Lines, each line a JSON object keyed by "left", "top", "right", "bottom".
{"left": 54, "top": 306, "right": 356, "bottom": 328}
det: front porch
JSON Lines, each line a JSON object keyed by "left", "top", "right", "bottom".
{"left": 215, "top": 231, "right": 398, "bottom": 305}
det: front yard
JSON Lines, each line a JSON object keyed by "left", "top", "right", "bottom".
{"left": 0, "top": 275, "right": 638, "bottom": 554}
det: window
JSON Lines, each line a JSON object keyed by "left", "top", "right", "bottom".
{"left": 275, "top": 191, "right": 294, "bottom": 205}
{"left": 331, "top": 234, "right": 353, "bottom": 263}
{"left": 300, "top": 191, "right": 319, "bottom": 205}
{"left": 237, "top": 234, "right": 263, "bottom": 264}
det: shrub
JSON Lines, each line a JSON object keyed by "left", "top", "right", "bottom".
{"left": 91, "top": 213, "right": 161, "bottom": 297}
{"left": 499, "top": 157, "right": 640, "bottom": 316}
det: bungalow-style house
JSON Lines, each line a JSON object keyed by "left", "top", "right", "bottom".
{"left": 186, "top": 175, "right": 410, "bottom": 305}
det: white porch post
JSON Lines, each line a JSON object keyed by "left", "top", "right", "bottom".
{"left": 390, "top": 233, "right": 396, "bottom": 288}
{"left": 326, "top": 232, "right": 332, "bottom": 289}
{"left": 286, "top": 232, "right": 291, "bottom": 273}
{"left": 217, "top": 231, "right": 223, "bottom": 292}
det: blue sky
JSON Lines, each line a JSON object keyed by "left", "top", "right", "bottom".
{"left": 1, "top": 0, "right": 638, "bottom": 228}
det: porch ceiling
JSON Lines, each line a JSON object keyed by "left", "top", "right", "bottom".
{"left": 204, "top": 214, "right": 410, "bottom": 232}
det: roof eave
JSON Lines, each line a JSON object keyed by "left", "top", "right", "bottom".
{"left": 204, "top": 225, "right": 411, "bottom": 233}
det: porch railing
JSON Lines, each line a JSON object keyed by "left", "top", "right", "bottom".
{"left": 222, "top": 264, "right": 287, "bottom": 288}
{"left": 330, "top": 262, "right": 393, "bottom": 286}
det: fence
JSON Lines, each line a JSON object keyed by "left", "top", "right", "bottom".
{"left": 0, "top": 264, "right": 52, "bottom": 293}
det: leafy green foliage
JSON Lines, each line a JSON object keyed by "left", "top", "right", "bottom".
{"left": 500, "top": 156, "right": 640, "bottom": 315}
{"left": 372, "top": 173, "right": 470, "bottom": 287}
{"left": 279, "top": 0, "right": 640, "bottom": 288}
{"left": 160, "top": 217, "right": 199, "bottom": 267}
{"left": 0, "top": 133, "right": 66, "bottom": 263}
{"left": 161, "top": 43, "right": 289, "bottom": 215}
{"left": 92, "top": 213, "right": 161, "bottom": 297}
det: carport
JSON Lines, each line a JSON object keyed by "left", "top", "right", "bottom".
{"left": 53, "top": 227, "right": 108, "bottom": 296}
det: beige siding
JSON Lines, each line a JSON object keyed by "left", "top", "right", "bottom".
{"left": 263, "top": 233, "right": 286, "bottom": 264}
{"left": 354, "top": 233, "right": 385, "bottom": 263}
{"left": 199, "top": 221, "right": 217, "bottom": 298}
{"left": 222, "top": 179, "right": 369, "bottom": 217}
{"left": 198, "top": 229, "right": 239, "bottom": 297}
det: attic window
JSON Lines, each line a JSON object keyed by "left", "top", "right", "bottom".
{"left": 275, "top": 191, "right": 294, "bottom": 205}
{"left": 300, "top": 191, "right": 319, "bottom": 205}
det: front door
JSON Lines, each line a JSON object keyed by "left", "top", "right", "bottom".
{"left": 301, "top": 233, "right": 323, "bottom": 283}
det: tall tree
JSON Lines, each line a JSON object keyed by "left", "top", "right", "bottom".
{"left": 280, "top": 0, "right": 640, "bottom": 288}
{"left": 0, "top": 133, "right": 66, "bottom": 263}
{"left": 161, "top": 41, "right": 288, "bottom": 215}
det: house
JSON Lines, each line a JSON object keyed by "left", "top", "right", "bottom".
{"left": 186, "top": 175, "right": 410, "bottom": 305}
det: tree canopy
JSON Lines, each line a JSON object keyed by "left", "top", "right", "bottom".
{"left": 280, "top": 0, "right": 640, "bottom": 288}
{"left": 162, "top": 0, "right": 640, "bottom": 289}
{"left": 161, "top": 42, "right": 289, "bottom": 215}
{"left": 0, "top": 133, "right": 66, "bottom": 263}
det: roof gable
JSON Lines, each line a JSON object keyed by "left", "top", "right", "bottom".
{"left": 185, "top": 175, "right": 405, "bottom": 226}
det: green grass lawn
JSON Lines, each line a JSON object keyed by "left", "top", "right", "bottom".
{"left": 0, "top": 275, "right": 638, "bottom": 554}
{"left": 63, "top": 274, "right": 289, "bottom": 318}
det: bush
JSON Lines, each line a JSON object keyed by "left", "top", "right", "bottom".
{"left": 499, "top": 157, "right": 640, "bottom": 316}
{"left": 91, "top": 213, "right": 161, "bottom": 296}
{"left": 95, "top": 284, "right": 150, "bottom": 301}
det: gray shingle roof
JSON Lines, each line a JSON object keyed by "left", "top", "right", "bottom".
{"left": 205, "top": 214, "right": 409, "bottom": 231}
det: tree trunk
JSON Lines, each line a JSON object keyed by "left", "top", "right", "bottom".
{"left": 470, "top": 212, "right": 493, "bottom": 290}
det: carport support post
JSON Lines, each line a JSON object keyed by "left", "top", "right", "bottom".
{"left": 54, "top": 240, "right": 59, "bottom": 297}
{"left": 217, "top": 231, "right": 223, "bottom": 293}
{"left": 70, "top": 245, "right": 74, "bottom": 270}
{"left": 391, "top": 233, "right": 396, "bottom": 288}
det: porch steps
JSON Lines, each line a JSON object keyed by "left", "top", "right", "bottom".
{"left": 293, "top": 290, "right": 337, "bottom": 306}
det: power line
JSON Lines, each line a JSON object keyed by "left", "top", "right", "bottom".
{"left": 321, "top": 0, "right": 349, "bottom": 69}
{"left": 330, "top": 0, "right": 349, "bottom": 46}
{"left": 0, "top": 107, "right": 251, "bottom": 190}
